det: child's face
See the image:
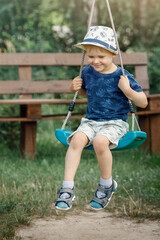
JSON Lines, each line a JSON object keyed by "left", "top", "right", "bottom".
{"left": 85, "top": 46, "right": 115, "bottom": 73}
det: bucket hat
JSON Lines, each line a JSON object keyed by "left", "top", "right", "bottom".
{"left": 75, "top": 26, "right": 118, "bottom": 55}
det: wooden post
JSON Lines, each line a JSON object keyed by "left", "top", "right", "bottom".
{"left": 150, "top": 115, "right": 160, "bottom": 152}
{"left": 20, "top": 120, "right": 37, "bottom": 159}
{"left": 138, "top": 95, "right": 160, "bottom": 153}
{"left": 19, "top": 66, "right": 37, "bottom": 159}
{"left": 148, "top": 96, "right": 160, "bottom": 153}
{"left": 138, "top": 115, "right": 151, "bottom": 151}
{"left": 20, "top": 104, "right": 41, "bottom": 158}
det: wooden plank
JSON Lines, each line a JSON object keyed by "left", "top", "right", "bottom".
{"left": 19, "top": 66, "right": 32, "bottom": 99}
{"left": 0, "top": 98, "right": 88, "bottom": 105}
{"left": 1, "top": 110, "right": 160, "bottom": 122}
{"left": 0, "top": 80, "right": 71, "bottom": 94}
{"left": 150, "top": 115, "right": 160, "bottom": 153}
{"left": 0, "top": 73, "right": 150, "bottom": 94}
{"left": 20, "top": 103, "right": 37, "bottom": 158}
{"left": 19, "top": 66, "right": 32, "bottom": 81}
{"left": 27, "top": 104, "right": 41, "bottom": 119}
{"left": 0, "top": 53, "right": 87, "bottom": 66}
{"left": 0, "top": 115, "right": 83, "bottom": 122}
{"left": 0, "top": 117, "right": 31, "bottom": 122}
{"left": 0, "top": 52, "right": 147, "bottom": 66}
{"left": 138, "top": 115, "right": 151, "bottom": 151}
{"left": 41, "top": 115, "right": 82, "bottom": 120}
{"left": 135, "top": 110, "right": 160, "bottom": 115}
{"left": 147, "top": 94, "right": 160, "bottom": 99}
{"left": 114, "top": 52, "right": 148, "bottom": 65}
{"left": 135, "top": 65, "right": 149, "bottom": 93}
{"left": 138, "top": 94, "right": 160, "bottom": 111}
{"left": 148, "top": 96, "right": 160, "bottom": 111}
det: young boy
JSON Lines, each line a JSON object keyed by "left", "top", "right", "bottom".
{"left": 55, "top": 26, "right": 148, "bottom": 211}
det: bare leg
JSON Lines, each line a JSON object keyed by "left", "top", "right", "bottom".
{"left": 64, "top": 132, "right": 89, "bottom": 181}
{"left": 55, "top": 132, "right": 89, "bottom": 210}
{"left": 89, "top": 135, "right": 115, "bottom": 210}
{"left": 93, "top": 135, "right": 112, "bottom": 180}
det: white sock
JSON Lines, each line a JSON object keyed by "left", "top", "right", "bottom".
{"left": 100, "top": 176, "right": 112, "bottom": 188}
{"left": 97, "top": 177, "right": 112, "bottom": 199}
{"left": 62, "top": 180, "right": 74, "bottom": 189}
{"left": 60, "top": 181, "right": 74, "bottom": 199}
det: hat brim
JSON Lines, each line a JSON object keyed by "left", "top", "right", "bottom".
{"left": 75, "top": 42, "right": 118, "bottom": 55}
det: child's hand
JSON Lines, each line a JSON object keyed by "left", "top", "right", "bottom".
{"left": 70, "top": 76, "right": 83, "bottom": 92}
{"left": 118, "top": 75, "right": 131, "bottom": 94}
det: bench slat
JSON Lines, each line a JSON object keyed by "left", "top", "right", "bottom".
{"left": 0, "top": 110, "right": 160, "bottom": 122}
{"left": 0, "top": 98, "right": 88, "bottom": 105}
{"left": 0, "top": 53, "right": 148, "bottom": 66}
{"left": 0, "top": 80, "right": 71, "bottom": 94}
{"left": 0, "top": 77, "right": 149, "bottom": 95}
{"left": 0, "top": 115, "right": 83, "bottom": 122}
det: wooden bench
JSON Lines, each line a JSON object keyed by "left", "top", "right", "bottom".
{"left": 0, "top": 52, "right": 159, "bottom": 158}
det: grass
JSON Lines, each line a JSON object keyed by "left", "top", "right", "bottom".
{"left": 0, "top": 119, "right": 160, "bottom": 239}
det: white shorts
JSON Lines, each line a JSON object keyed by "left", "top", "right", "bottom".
{"left": 67, "top": 117, "right": 129, "bottom": 149}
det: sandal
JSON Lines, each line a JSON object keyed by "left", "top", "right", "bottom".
{"left": 90, "top": 180, "right": 118, "bottom": 210}
{"left": 55, "top": 187, "right": 75, "bottom": 210}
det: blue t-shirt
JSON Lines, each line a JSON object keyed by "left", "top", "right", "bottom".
{"left": 81, "top": 65, "right": 142, "bottom": 121}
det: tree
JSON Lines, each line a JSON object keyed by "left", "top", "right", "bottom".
{"left": 0, "top": 0, "right": 159, "bottom": 92}
{"left": 0, "top": 0, "right": 62, "bottom": 52}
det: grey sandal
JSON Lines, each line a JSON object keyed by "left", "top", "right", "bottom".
{"left": 90, "top": 180, "right": 118, "bottom": 210}
{"left": 55, "top": 187, "right": 75, "bottom": 210}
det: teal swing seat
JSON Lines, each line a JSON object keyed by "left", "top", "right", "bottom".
{"left": 55, "top": 0, "right": 147, "bottom": 151}
{"left": 55, "top": 129, "right": 147, "bottom": 151}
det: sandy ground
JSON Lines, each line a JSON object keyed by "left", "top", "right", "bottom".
{"left": 16, "top": 211, "right": 160, "bottom": 240}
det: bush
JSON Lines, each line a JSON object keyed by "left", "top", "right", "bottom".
{"left": 148, "top": 47, "right": 160, "bottom": 94}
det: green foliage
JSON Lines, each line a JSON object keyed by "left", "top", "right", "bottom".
{"left": 0, "top": 0, "right": 63, "bottom": 53}
{"left": 98, "top": 0, "right": 160, "bottom": 50}
{"left": 0, "top": 0, "right": 160, "bottom": 89}
{"left": 148, "top": 47, "right": 160, "bottom": 94}
{"left": 0, "top": 103, "right": 20, "bottom": 149}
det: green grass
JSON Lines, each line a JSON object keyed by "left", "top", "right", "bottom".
{"left": 0, "top": 119, "right": 160, "bottom": 239}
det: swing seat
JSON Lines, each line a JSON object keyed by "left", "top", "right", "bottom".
{"left": 55, "top": 129, "right": 147, "bottom": 151}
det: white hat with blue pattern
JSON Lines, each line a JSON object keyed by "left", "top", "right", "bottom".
{"left": 75, "top": 26, "right": 118, "bottom": 55}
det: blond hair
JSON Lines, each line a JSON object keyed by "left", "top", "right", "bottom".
{"left": 83, "top": 44, "right": 116, "bottom": 55}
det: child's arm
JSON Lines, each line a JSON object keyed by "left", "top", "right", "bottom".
{"left": 118, "top": 75, "right": 148, "bottom": 108}
{"left": 70, "top": 76, "right": 87, "bottom": 97}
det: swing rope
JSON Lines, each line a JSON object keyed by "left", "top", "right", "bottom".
{"left": 61, "top": 0, "right": 96, "bottom": 130}
{"left": 105, "top": 0, "right": 141, "bottom": 131}
{"left": 61, "top": 0, "right": 141, "bottom": 132}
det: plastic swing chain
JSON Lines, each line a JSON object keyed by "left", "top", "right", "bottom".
{"left": 55, "top": 0, "right": 147, "bottom": 151}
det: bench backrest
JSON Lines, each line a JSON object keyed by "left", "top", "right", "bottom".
{"left": 0, "top": 52, "right": 149, "bottom": 95}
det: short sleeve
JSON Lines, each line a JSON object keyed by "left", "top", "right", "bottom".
{"left": 125, "top": 71, "right": 143, "bottom": 92}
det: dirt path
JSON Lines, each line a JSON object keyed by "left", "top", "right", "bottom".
{"left": 16, "top": 211, "right": 160, "bottom": 240}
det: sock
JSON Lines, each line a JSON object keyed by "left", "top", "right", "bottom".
{"left": 60, "top": 180, "right": 74, "bottom": 199}
{"left": 100, "top": 176, "right": 112, "bottom": 188}
{"left": 97, "top": 176, "right": 112, "bottom": 199}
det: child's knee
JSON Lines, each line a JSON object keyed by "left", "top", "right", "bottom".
{"left": 70, "top": 132, "right": 89, "bottom": 149}
{"left": 93, "top": 135, "right": 110, "bottom": 153}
